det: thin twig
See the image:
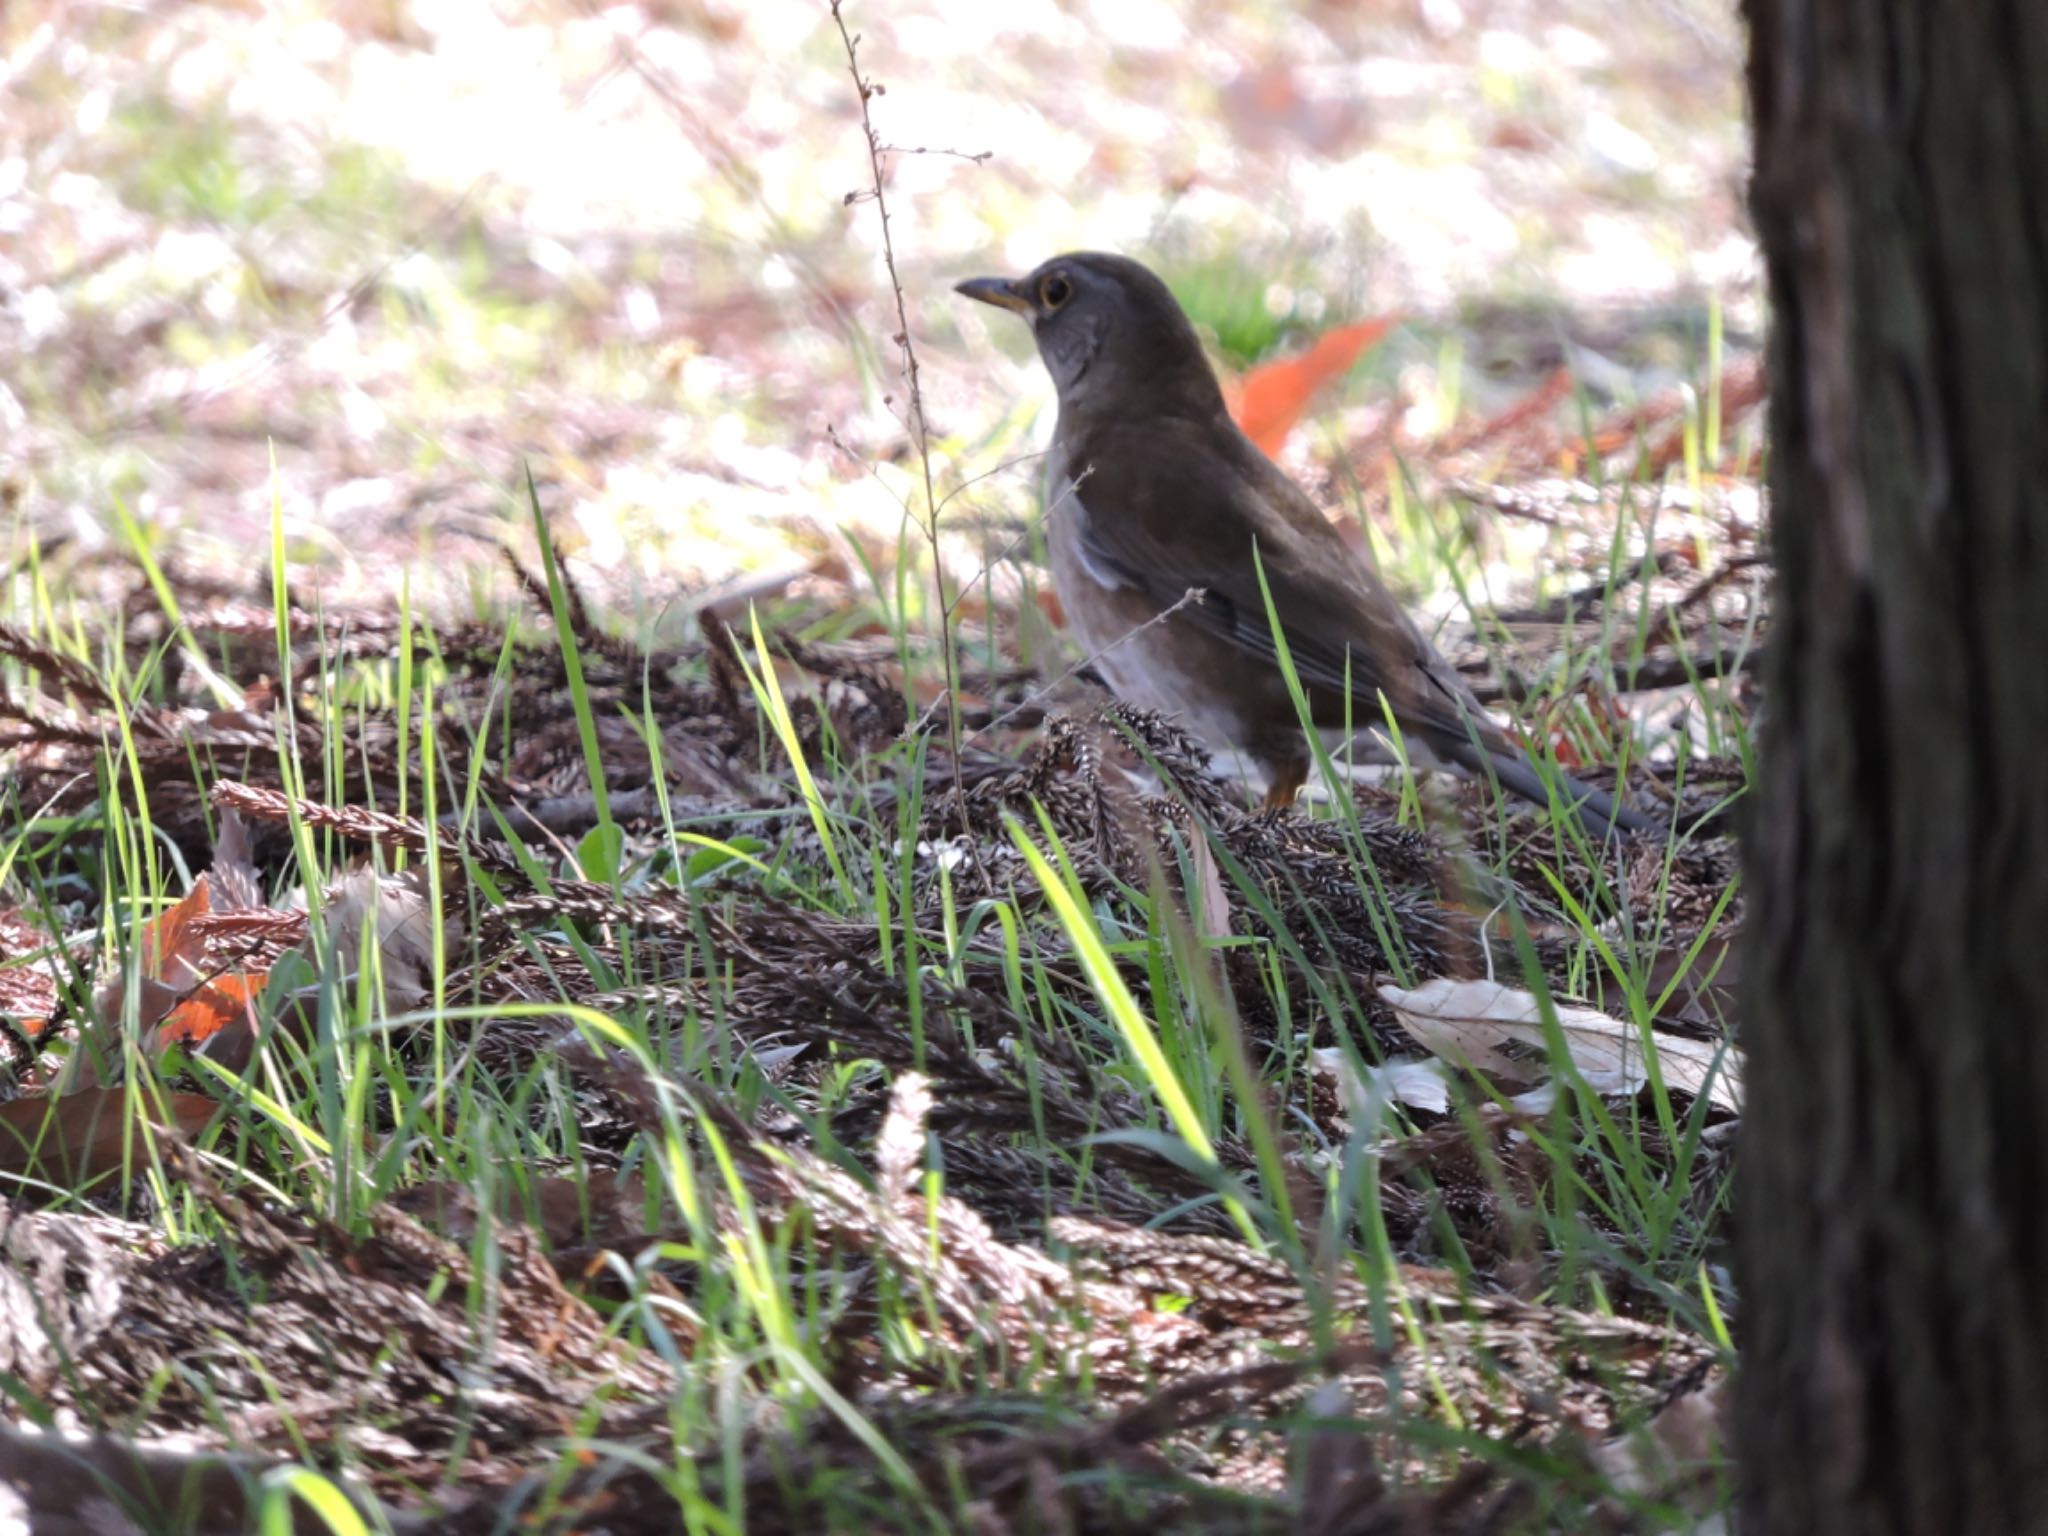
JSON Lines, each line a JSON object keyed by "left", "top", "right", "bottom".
{"left": 820, "top": 429, "right": 1061, "bottom": 631}
{"left": 829, "top": 2, "right": 985, "bottom": 840}
{"left": 1465, "top": 642, "right": 1762, "bottom": 704}
{"left": 933, "top": 447, "right": 1049, "bottom": 521}
{"left": 1672, "top": 553, "right": 1769, "bottom": 611}
{"left": 956, "top": 587, "right": 1209, "bottom": 744}
{"left": 942, "top": 464, "right": 1092, "bottom": 623}
{"left": 877, "top": 143, "right": 993, "bottom": 166}
{"left": 829, "top": 7, "right": 942, "bottom": 536}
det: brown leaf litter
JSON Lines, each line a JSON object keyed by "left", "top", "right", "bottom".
{"left": 0, "top": 555, "right": 1744, "bottom": 1529}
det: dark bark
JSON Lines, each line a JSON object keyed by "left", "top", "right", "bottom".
{"left": 1739, "top": 0, "right": 2048, "bottom": 1531}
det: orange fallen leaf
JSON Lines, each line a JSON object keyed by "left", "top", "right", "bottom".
{"left": 0, "top": 906, "right": 60, "bottom": 1039}
{"left": 156, "top": 972, "right": 266, "bottom": 1049}
{"left": 0, "top": 1087, "right": 217, "bottom": 1185}
{"left": 143, "top": 879, "right": 208, "bottom": 976}
{"left": 1231, "top": 316, "right": 1398, "bottom": 457}
{"left": 132, "top": 877, "right": 273, "bottom": 1052}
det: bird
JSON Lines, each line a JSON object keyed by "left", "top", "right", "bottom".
{"left": 954, "top": 252, "right": 1654, "bottom": 838}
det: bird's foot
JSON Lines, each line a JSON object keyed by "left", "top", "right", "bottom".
{"left": 1260, "top": 761, "right": 1308, "bottom": 812}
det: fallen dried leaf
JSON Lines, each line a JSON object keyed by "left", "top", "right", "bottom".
{"left": 1377, "top": 977, "right": 1742, "bottom": 1113}
{"left": 1590, "top": 1371, "right": 1729, "bottom": 1514}
{"left": 1313, "top": 1048, "right": 1453, "bottom": 1121}
{"left": 1232, "top": 317, "right": 1398, "bottom": 456}
{"left": 89, "top": 876, "right": 275, "bottom": 1065}
{"left": 0, "top": 907, "right": 61, "bottom": 1039}
{"left": 0, "top": 1087, "right": 217, "bottom": 1185}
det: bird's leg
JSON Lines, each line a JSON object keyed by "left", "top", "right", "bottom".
{"left": 1260, "top": 757, "right": 1309, "bottom": 811}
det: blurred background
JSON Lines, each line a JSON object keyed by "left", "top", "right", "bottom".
{"left": 0, "top": 0, "right": 1754, "bottom": 631}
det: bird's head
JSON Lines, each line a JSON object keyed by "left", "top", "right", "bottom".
{"left": 954, "top": 253, "right": 1227, "bottom": 425}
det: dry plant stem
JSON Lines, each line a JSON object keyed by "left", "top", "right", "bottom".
{"left": 1466, "top": 643, "right": 1762, "bottom": 705}
{"left": 878, "top": 141, "right": 992, "bottom": 166}
{"left": 942, "top": 462, "right": 1090, "bottom": 625}
{"left": 901, "top": 469, "right": 1097, "bottom": 739}
{"left": 829, "top": 2, "right": 974, "bottom": 837}
{"left": 959, "top": 587, "right": 1210, "bottom": 744}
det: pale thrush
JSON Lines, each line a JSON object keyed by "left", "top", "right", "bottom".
{"left": 955, "top": 252, "right": 1652, "bottom": 837}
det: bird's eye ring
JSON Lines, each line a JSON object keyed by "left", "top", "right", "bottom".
{"left": 1039, "top": 274, "right": 1073, "bottom": 309}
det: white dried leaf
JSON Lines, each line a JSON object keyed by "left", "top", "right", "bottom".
{"left": 1508, "top": 1081, "right": 1560, "bottom": 1117}
{"left": 747, "top": 1041, "right": 809, "bottom": 1075}
{"left": 1590, "top": 1373, "right": 1728, "bottom": 1516}
{"left": 1311, "top": 1048, "right": 1453, "bottom": 1120}
{"left": 1377, "top": 978, "right": 1741, "bottom": 1114}
{"left": 324, "top": 867, "right": 463, "bottom": 1013}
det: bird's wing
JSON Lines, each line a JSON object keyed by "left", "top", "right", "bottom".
{"left": 1058, "top": 416, "right": 1502, "bottom": 752}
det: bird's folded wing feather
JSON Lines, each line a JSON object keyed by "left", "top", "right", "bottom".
{"left": 1060, "top": 417, "right": 1501, "bottom": 750}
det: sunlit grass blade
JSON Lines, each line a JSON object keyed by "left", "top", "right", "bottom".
{"left": 738, "top": 604, "right": 851, "bottom": 892}
{"left": 1006, "top": 808, "right": 1259, "bottom": 1247}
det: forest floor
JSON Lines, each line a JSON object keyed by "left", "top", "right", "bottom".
{"left": 2, "top": 3, "right": 1757, "bottom": 1531}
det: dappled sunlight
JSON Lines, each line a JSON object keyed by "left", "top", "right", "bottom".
{"left": 0, "top": 3, "right": 1755, "bottom": 1528}
{"left": 4, "top": 0, "right": 1749, "bottom": 620}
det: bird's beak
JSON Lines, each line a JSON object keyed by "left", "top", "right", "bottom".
{"left": 954, "top": 275, "right": 1034, "bottom": 317}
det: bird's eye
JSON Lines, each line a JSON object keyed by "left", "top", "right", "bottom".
{"left": 1039, "top": 273, "right": 1073, "bottom": 309}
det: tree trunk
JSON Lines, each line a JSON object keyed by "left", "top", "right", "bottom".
{"left": 1739, "top": 1, "right": 2048, "bottom": 1531}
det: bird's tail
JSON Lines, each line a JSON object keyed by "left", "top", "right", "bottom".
{"left": 1451, "top": 740, "right": 1660, "bottom": 840}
